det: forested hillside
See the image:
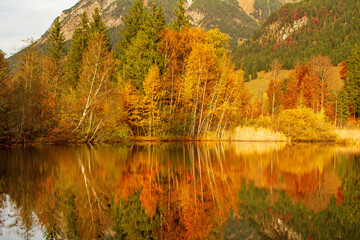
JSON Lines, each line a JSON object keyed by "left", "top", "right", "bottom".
{"left": 235, "top": 0, "right": 360, "bottom": 79}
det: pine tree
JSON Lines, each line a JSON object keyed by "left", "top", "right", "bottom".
{"left": 122, "top": 31, "right": 153, "bottom": 89}
{"left": 344, "top": 45, "right": 360, "bottom": 119}
{"left": 46, "top": 17, "right": 66, "bottom": 62}
{"left": 119, "top": 1, "right": 165, "bottom": 90}
{"left": 148, "top": 1, "right": 166, "bottom": 70}
{"left": 45, "top": 17, "right": 66, "bottom": 98}
{"left": 335, "top": 89, "right": 349, "bottom": 127}
{"left": 171, "top": 0, "right": 190, "bottom": 32}
{"left": 65, "top": 12, "right": 90, "bottom": 89}
{"left": 118, "top": 0, "right": 149, "bottom": 55}
{"left": 90, "top": 8, "right": 111, "bottom": 51}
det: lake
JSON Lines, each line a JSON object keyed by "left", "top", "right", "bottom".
{"left": 0, "top": 143, "right": 359, "bottom": 239}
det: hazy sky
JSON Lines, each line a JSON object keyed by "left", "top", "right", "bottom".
{"left": 0, "top": 0, "right": 79, "bottom": 57}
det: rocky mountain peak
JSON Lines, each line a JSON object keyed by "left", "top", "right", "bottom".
{"left": 38, "top": 0, "right": 302, "bottom": 48}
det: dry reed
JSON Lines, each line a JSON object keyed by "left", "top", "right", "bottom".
{"left": 335, "top": 128, "right": 360, "bottom": 144}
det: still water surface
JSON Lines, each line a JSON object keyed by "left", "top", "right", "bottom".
{"left": 0, "top": 143, "right": 359, "bottom": 239}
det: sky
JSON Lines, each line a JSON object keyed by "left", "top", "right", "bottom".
{"left": 0, "top": 0, "right": 79, "bottom": 57}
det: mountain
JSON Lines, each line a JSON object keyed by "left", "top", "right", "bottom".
{"left": 35, "top": 0, "right": 295, "bottom": 50}
{"left": 234, "top": 0, "right": 360, "bottom": 78}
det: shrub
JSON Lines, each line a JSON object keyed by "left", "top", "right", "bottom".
{"left": 278, "top": 108, "right": 336, "bottom": 141}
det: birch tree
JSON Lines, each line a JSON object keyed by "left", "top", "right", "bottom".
{"left": 74, "top": 33, "right": 116, "bottom": 141}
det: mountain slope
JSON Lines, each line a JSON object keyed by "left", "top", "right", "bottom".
{"left": 36, "top": 0, "right": 294, "bottom": 50}
{"left": 235, "top": 0, "right": 360, "bottom": 77}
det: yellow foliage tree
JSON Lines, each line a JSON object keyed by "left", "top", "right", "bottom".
{"left": 142, "top": 65, "right": 164, "bottom": 136}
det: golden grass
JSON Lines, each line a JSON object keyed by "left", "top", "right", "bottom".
{"left": 232, "top": 126, "right": 288, "bottom": 141}
{"left": 196, "top": 126, "right": 287, "bottom": 142}
{"left": 335, "top": 128, "right": 360, "bottom": 144}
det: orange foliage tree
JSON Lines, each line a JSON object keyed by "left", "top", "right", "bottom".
{"left": 283, "top": 56, "right": 334, "bottom": 119}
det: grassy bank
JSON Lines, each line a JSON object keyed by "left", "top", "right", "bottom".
{"left": 194, "top": 126, "right": 288, "bottom": 142}
{"left": 335, "top": 128, "right": 360, "bottom": 144}
{"left": 3, "top": 126, "right": 360, "bottom": 145}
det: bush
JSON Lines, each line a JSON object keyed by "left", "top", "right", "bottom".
{"left": 278, "top": 108, "right": 336, "bottom": 141}
{"left": 254, "top": 116, "right": 273, "bottom": 129}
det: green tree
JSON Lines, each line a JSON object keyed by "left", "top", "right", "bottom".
{"left": 112, "top": 191, "right": 160, "bottom": 240}
{"left": 344, "top": 45, "right": 360, "bottom": 119}
{"left": 119, "top": 0, "right": 165, "bottom": 90}
{"left": 65, "top": 12, "right": 90, "bottom": 89}
{"left": 90, "top": 8, "right": 111, "bottom": 51}
{"left": 148, "top": 1, "right": 166, "bottom": 68}
{"left": 45, "top": 17, "right": 66, "bottom": 97}
{"left": 335, "top": 89, "right": 349, "bottom": 127}
{"left": 118, "top": 0, "right": 149, "bottom": 55}
{"left": 171, "top": 0, "right": 190, "bottom": 32}
{"left": 46, "top": 17, "right": 66, "bottom": 62}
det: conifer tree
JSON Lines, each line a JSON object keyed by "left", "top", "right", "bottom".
{"left": 118, "top": 0, "right": 149, "bottom": 55}
{"left": 344, "top": 45, "right": 360, "bottom": 119}
{"left": 90, "top": 8, "right": 111, "bottom": 51}
{"left": 122, "top": 31, "right": 153, "bottom": 89}
{"left": 148, "top": 1, "right": 166, "bottom": 70}
{"left": 335, "top": 89, "right": 349, "bottom": 127}
{"left": 171, "top": 0, "right": 190, "bottom": 32}
{"left": 65, "top": 12, "right": 90, "bottom": 89}
{"left": 46, "top": 17, "right": 66, "bottom": 62}
{"left": 119, "top": 0, "right": 165, "bottom": 90}
{"left": 45, "top": 17, "right": 66, "bottom": 98}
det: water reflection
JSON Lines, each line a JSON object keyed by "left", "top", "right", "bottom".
{"left": 0, "top": 143, "right": 359, "bottom": 239}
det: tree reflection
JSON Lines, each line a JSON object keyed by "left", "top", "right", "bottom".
{"left": 0, "top": 143, "right": 359, "bottom": 239}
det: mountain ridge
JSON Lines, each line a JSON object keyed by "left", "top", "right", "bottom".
{"left": 37, "top": 0, "right": 294, "bottom": 49}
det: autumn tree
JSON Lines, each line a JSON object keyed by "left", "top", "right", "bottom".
{"left": 283, "top": 57, "right": 333, "bottom": 118}
{"left": 182, "top": 42, "right": 218, "bottom": 137}
{"left": 283, "top": 63, "right": 307, "bottom": 109}
{"left": 73, "top": 33, "right": 117, "bottom": 141}
{"left": 142, "top": 65, "right": 163, "bottom": 136}
{"left": 335, "top": 62, "right": 350, "bottom": 127}
{"left": 308, "top": 55, "right": 332, "bottom": 109}
{"left": 267, "top": 59, "right": 283, "bottom": 118}
{"left": 0, "top": 49, "right": 10, "bottom": 138}
{"left": 10, "top": 43, "right": 45, "bottom": 142}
